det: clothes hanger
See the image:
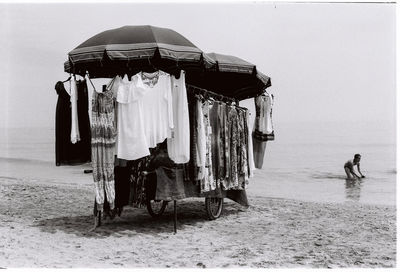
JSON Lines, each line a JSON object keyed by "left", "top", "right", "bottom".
{"left": 86, "top": 72, "right": 98, "bottom": 93}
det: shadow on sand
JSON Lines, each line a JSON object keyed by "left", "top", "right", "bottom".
{"left": 34, "top": 199, "right": 243, "bottom": 238}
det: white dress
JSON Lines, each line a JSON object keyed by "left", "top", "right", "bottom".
{"left": 167, "top": 70, "right": 190, "bottom": 163}
{"left": 70, "top": 76, "right": 80, "bottom": 144}
{"left": 259, "top": 93, "right": 274, "bottom": 134}
{"left": 246, "top": 111, "right": 255, "bottom": 177}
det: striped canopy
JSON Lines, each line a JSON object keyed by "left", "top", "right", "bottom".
{"left": 65, "top": 25, "right": 211, "bottom": 77}
{"left": 64, "top": 26, "right": 271, "bottom": 100}
{"left": 186, "top": 52, "right": 271, "bottom": 100}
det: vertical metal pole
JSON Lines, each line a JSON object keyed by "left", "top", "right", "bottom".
{"left": 174, "top": 200, "right": 177, "bottom": 234}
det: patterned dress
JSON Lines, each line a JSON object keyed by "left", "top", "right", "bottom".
{"left": 228, "top": 106, "right": 239, "bottom": 189}
{"left": 201, "top": 100, "right": 215, "bottom": 192}
{"left": 91, "top": 89, "right": 116, "bottom": 212}
{"left": 237, "top": 109, "right": 248, "bottom": 189}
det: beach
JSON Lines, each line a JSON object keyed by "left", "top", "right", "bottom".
{"left": 0, "top": 174, "right": 395, "bottom": 268}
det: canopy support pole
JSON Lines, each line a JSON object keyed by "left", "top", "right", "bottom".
{"left": 174, "top": 200, "right": 177, "bottom": 234}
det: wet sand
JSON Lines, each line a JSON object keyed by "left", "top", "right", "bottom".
{"left": 0, "top": 175, "right": 396, "bottom": 268}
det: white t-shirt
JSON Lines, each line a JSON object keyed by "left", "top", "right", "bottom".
{"left": 136, "top": 71, "right": 174, "bottom": 148}
{"left": 167, "top": 70, "right": 190, "bottom": 163}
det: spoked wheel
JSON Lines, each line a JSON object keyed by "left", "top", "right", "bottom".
{"left": 146, "top": 199, "right": 168, "bottom": 218}
{"left": 205, "top": 197, "right": 223, "bottom": 220}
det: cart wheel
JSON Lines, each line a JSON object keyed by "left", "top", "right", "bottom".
{"left": 205, "top": 197, "right": 223, "bottom": 220}
{"left": 146, "top": 199, "right": 168, "bottom": 218}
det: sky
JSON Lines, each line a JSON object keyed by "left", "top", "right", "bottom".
{"left": 0, "top": 1, "right": 396, "bottom": 128}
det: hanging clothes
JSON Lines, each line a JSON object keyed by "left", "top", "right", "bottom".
{"left": 128, "top": 156, "right": 151, "bottom": 207}
{"left": 112, "top": 71, "right": 174, "bottom": 161}
{"left": 91, "top": 87, "right": 116, "bottom": 212}
{"left": 195, "top": 96, "right": 206, "bottom": 181}
{"left": 114, "top": 165, "right": 131, "bottom": 210}
{"left": 167, "top": 70, "right": 190, "bottom": 164}
{"left": 246, "top": 110, "right": 255, "bottom": 177}
{"left": 209, "top": 100, "right": 221, "bottom": 188}
{"left": 114, "top": 74, "right": 150, "bottom": 160}
{"left": 201, "top": 99, "right": 215, "bottom": 192}
{"left": 253, "top": 93, "right": 274, "bottom": 169}
{"left": 76, "top": 79, "right": 91, "bottom": 163}
{"left": 237, "top": 109, "right": 248, "bottom": 189}
{"left": 136, "top": 71, "right": 174, "bottom": 148}
{"left": 54, "top": 81, "right": 90, "bottom": 166}
{"left": 217, "top": 102, "right": 227, "bottom": 184}
{"left": 155, "top": 167, "right": 186, "bottom": 201}
{"left": 148, "top": 146, "right": 186, "bottom": 201}
{"left": 70, "top": 76, "right": 80, "bottom": 144}
{"left": 253, "top": 93, "right": 274, "bottom": 137}
{"left": 223, "top": 103, "right": 231, "bottom": 189}
{"left": 227, "top": 105, "right": 239, "bottom": 189}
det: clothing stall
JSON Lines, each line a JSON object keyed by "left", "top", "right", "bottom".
{"left": 57, "top": 25, "right": 274, "bottom": 232}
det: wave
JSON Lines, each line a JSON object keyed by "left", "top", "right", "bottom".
{"left": 0, "top": 156, "right": 53, "bottom": 165}
{"left": 310, "top": 173, "right": 346, "bottom": 180}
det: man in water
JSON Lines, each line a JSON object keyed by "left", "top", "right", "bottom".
{"left": 344, "top": 154, "right": 365, "bottom": 180}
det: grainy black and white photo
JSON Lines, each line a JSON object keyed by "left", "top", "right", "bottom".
{"left": 0, "top": 0, "right": 396, "bottom": 269}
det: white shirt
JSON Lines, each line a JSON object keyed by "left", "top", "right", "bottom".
{"left": 136, "top": 71, "right": 174, "bottom": 148}
{"left": 114, "top": 74, "right": 150, "bottom": 160}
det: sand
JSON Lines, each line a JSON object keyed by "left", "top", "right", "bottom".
{"left": 0, "top": 176, "right": 396, "bottom": 268}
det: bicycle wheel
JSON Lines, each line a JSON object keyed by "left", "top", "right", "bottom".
{"left": 146, "top": 199, "right": 168, "bottom": 218}
{"left": 205, "top": 197, "right": 223, "bottom": 220}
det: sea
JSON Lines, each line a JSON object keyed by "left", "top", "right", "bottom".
{"left": 0, "top": 120, "right": 396, "bottom": 206}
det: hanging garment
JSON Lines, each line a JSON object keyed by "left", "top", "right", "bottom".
{"left": 209, "top": 100, "right": 221, "bottom": 188}
{"left": 201, "top": 100, "right": 215, "bottom": 192}
{"left": 91, "top": 87, "right": 116, "bottom": 212}
{"left": 217, "top": 102, "right": 227, "bottom": 186}
{"left": 114, "top": 74, "right": 150, "bottom": 160}
{"left": 252, "top": 134, "right": 267, "bottom": 169}
{"left": 55, "top": 81, "right": 91, "bottom": 166}
{"left": 114, "top": 165, "right": 131, "bottom": 209}
{"left": 237, "top": 109, "right": 248, "bottom": 189}
{"left": 227, "top": 106, "right": 239, "bottom": 189}
{"left": 252, "top": 93, "right": 274, "bottom": 169}
{"left": 148, "top": 147, "right": 186, "bottom": 201}
{"left": 155, "top": 167, "right": 186, "bottom": 201}
{"left": 223, "top": 104, "right": 231, "bottom": 189}
{"left": 76, "top": 80, "right": 91, "bottom": 163}
{"left": 136, "top": 71, "right": 174, "bottom": 148}
{"left": 195, "top": 96, "right": 206, "bottom": 181}
{"left": 128, "top": 156, "right": 151, "bottom": 207}
{"left": 70, "top": 76, "right": 80, "bottom": 144}
{"left": 187, "top": 92, "right": 198, "bottom": 183}
{"left": 246, "top": 110, "right": 255, "bottom": 177}
{"left": 254, "top": 93, "right": 274, "bottom": 137}
{"left": 167, "top": 70, "right": 190, "bottom": 163}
